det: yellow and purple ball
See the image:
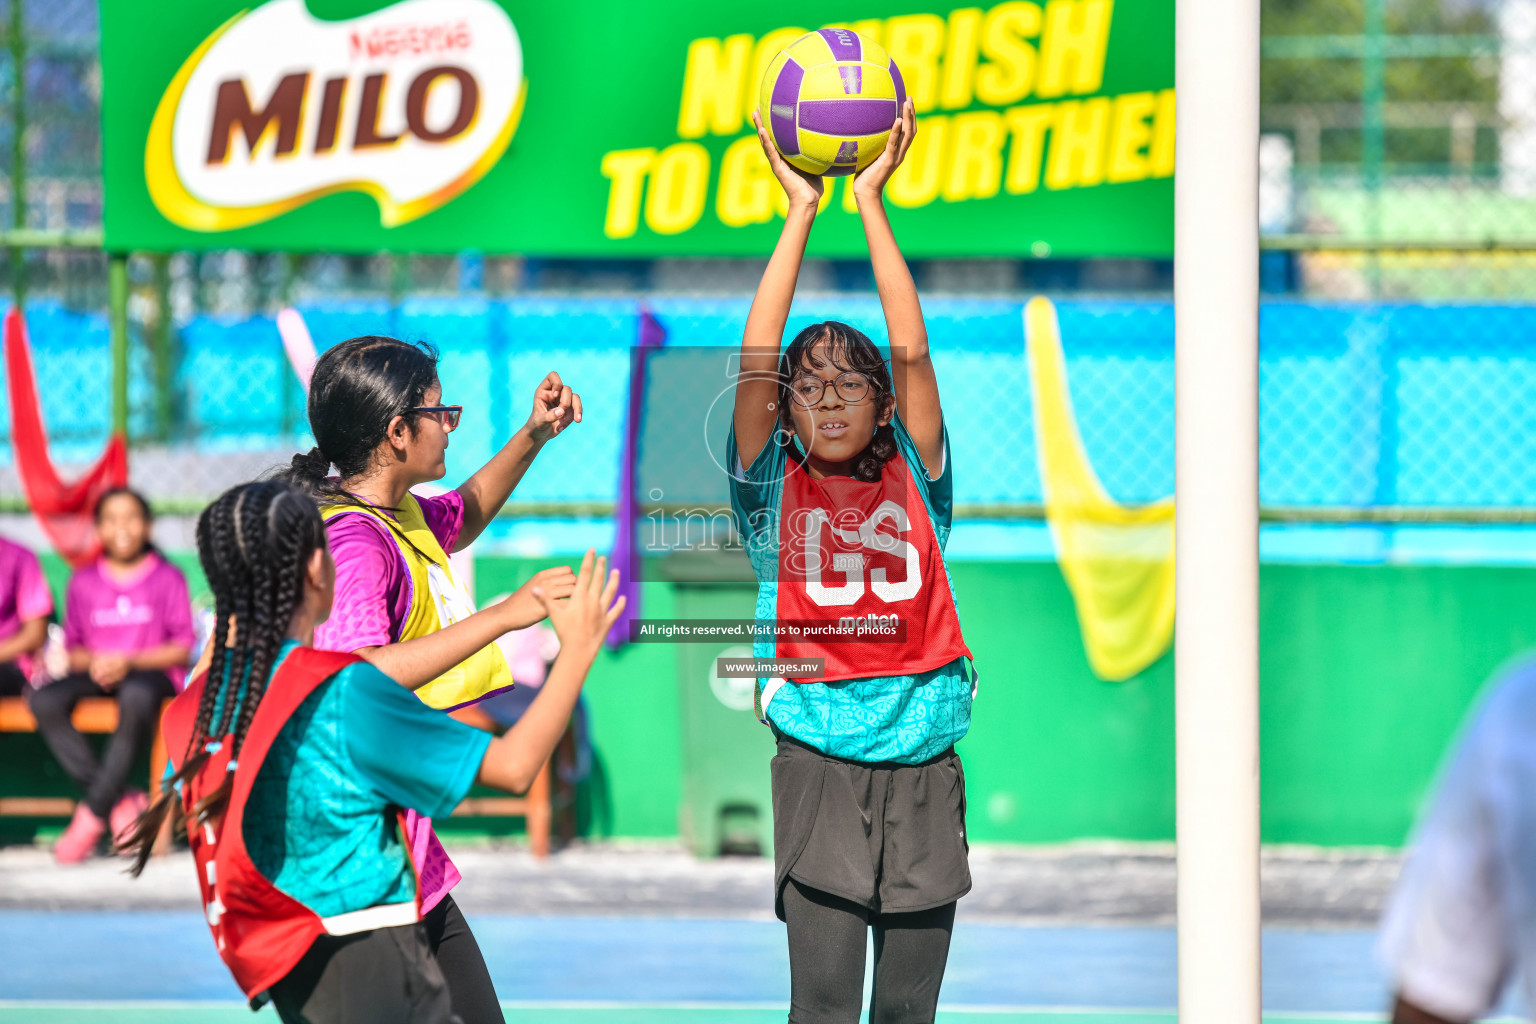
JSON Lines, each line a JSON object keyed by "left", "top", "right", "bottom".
{"left": 757, "top": 28, "right": 906, "bottom": 177}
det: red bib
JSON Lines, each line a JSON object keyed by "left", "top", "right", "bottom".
{"left": 160, "top": 647, "right": 421, "bottom": 1003}
{"left": 775, "top": 452, "right": 971, "bottom": 682}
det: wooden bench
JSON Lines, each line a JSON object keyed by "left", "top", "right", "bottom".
{"left": 0, "top": 695, "right": 171, "bottom": 817}
{"left": 0, "top": 696, "right": 573, "bottom": 858}
{"left": 447, "top": 705, "right": 575, "bottom": 858}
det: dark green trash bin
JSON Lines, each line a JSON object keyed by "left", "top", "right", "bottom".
{"left": 664, "top": 550, "right": 776, "bottom": 858}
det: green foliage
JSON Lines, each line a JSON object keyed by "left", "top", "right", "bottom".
{"left": 1262, "top": 0, "right": 1500, "bottom": 169}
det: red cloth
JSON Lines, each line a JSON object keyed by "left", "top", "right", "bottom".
{"left": 4, "top": 308, "right": 127, "bottom": 566}
{"left": 162, "top": 647, "right": 421, "bottom": 1003}
{"left": 775, "top": 455, "right": 971, "bottom": 682}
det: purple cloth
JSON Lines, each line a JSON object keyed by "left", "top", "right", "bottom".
{"left": 0, "top": 536, "right": 54, "bottom": 678}
{"left": 607, "top": 309, "right": 666, "bottom": 649}
{"left": 313, "top": 490, "right": 465, "bottom": 653}
{"left": 310, "top": 488, "right": 467, "bottom": 915}
{"left": 63, "top": 553, "right": 194, "bottom": 688}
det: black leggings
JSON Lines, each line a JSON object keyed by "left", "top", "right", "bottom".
{"left": 268, "top": 896, "right": 498, "bottom": 1024}
{"left": 425, "top": 895, "right": 502, "bottom": 1024}
{"left": 783, "top": 878, "right": 956, "bottom": 1024}
{"left": 28, "top": 670, "right": 175, "bottom": 819}
{"left": 0, "top": 662, "right": 28, "bottom": 696}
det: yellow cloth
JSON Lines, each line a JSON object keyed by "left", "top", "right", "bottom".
{"left": 321, "top": 495, "right": 513, "bottom": 709}
{"left": 1025, "top": 297, "right": 1175, "bottom": 681}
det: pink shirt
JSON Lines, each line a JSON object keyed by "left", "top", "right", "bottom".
{"left": 0, "top": 537, "right": 54, "bottom": 678}
{"left": 64, "top": 553, "right": 195, "bottom": 688}
{"left": 315, "top": 491, "right": 464, "bottom": 652}
{"left": 313, "top": 490, "right": 466, "bottom": 913}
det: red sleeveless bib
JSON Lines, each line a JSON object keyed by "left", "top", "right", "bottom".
{"left": 775, "top": 452, "right": 971, "bottom": 682}
{"left": 160, "top": 647, "right": 421, "bottom": 1003}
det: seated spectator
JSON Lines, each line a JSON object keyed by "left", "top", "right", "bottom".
{"left": 1379, "top": 654, "right": 1536, "bottom": 1022}
{"left": 0, "top": 535, "right": 53, "bottom": 695}
{"left": 28, "top": 488, "right": 194, "bottom": 863}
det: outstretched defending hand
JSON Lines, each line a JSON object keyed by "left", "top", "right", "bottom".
{"left": 753, "top": 109, "right": 825, "bottom": 210}
{"left": 497, "top": 565, "right": 578, "bottom": 631}
{"left": 532, "top": 549, "right": 626, "bottom": 654}
{"left": 526, "top": 371, "right": 582, "bottom": 441}
{"left": 852, "top": 98, "right": 917, "bottom": 202}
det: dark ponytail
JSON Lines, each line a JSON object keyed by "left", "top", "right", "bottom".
{"left": 777, "top": 321, "right": 898, "bottom": 483}
{"left": 119, "top": 480, "right": 326, "bottom": 875}
{"left": 280, "top": 335, "right": 440, "bottom": 498}
{"left": 287, "top": 447, "right": 332, "bottom": 487}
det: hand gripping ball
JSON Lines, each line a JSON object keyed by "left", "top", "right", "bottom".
{"left": 758, "top": 28, "right": 906, "bottom": 177}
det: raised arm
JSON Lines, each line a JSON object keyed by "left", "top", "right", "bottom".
{"left": 356, "top": 565, "right": 576, "bottom": 689}
{"left": 354, "top": 609, "right": 528, "bottom": 691}
{"left": 477, "top": 550, "right": 625, "bottom": 793}
{"left": 851, "top": 99, "right": 943, "bottom": 477}
{"left": 734, "top": 112, "right": 825, "bottom": 469}
{"left": 455, "top": 372, "right": 581, "bottom": 550}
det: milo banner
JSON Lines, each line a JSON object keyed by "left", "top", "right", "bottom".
{"left": 100, "top": 0, "right": 1172, "bottom": 257}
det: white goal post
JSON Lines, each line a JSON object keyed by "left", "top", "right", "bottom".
{"left": 1174, "top": 0, "right": 1263, "bottom": 1018}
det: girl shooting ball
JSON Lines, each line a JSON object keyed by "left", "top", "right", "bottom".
{"left": 730, "top": 98, "right": 976, "bottom": 1023}
{"left": 121, "top": 481, "right": 624, "bottom": 1024}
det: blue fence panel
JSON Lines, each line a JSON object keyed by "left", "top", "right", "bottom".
{"left": 0, "top": 297, "right": 1533, "bottom": 510}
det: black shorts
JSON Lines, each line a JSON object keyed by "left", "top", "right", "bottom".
{"left": 770, "top": 732, "right": 971, "bottom": 921}
{"left": 268, "top": 921, "right": 459, "bottom": 1024}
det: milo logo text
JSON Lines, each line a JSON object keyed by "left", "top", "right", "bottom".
{"left": 204, "top": 64, "right": 481, "bottom": 164}
{"left": 145, "top": 0, "right": 525, "bottom": 231}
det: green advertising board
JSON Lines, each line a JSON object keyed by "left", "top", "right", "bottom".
{"left": 100, "top": 0, "right": 1172, "bottom": 258}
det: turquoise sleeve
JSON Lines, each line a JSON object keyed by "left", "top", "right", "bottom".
{"left": 726, "top": 426, "right": 787, "bottom": 533}
{"left": 892, "top": 414, "right": 954, "bottom": 531}
{"left": 340, "top": 662, "right": 493, "bottom": 819}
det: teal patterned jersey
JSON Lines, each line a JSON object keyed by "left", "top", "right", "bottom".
{"left": 727, "top": 415, "right": 974, "bottom": 764}
{"left": 186, "top": 642, "right": 490, "bottom": 919}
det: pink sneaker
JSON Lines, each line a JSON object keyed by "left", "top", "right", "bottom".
{"left": 109, "top": 790, "right": 150, "bottom": 853}
{"left": 54, "top": 803, "right": 107, "bottom": 864}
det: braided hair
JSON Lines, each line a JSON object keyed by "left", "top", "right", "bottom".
{"left": 120, "top": 480, "right": 326, "bottom": 875}
{"left": 777, "top": 321, "right": 898, "bottom": 483}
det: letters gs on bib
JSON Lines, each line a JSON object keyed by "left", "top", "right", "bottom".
{"left": 146, "top": 0, "right": 526, "bottom": 232}
{"left": 785, "top": 499, "right": 923, "bottom": 608}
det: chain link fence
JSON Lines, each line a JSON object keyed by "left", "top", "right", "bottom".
{"left": 4, "top": 294, "right": 1536, "bottom": 518}
{"left": 1259, "top": 0, "right": 1536, "bottom": 301}
{"left": 0, "top": 0, "right": 1531, "bottom": 539}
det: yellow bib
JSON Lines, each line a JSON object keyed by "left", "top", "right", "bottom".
{"left": 321, "top": 495, "right": 513, "bottom": 710}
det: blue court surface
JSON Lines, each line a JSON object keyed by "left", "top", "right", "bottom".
{"left": 0, "top": 912, "right": 1523, "bottom": 1023}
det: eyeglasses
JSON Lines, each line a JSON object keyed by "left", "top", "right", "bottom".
{"left": 410, "top": 405, "right": 463, "bottom": 431}
{"left": 787, "top": 372, "right": 873, "bottom": 408}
